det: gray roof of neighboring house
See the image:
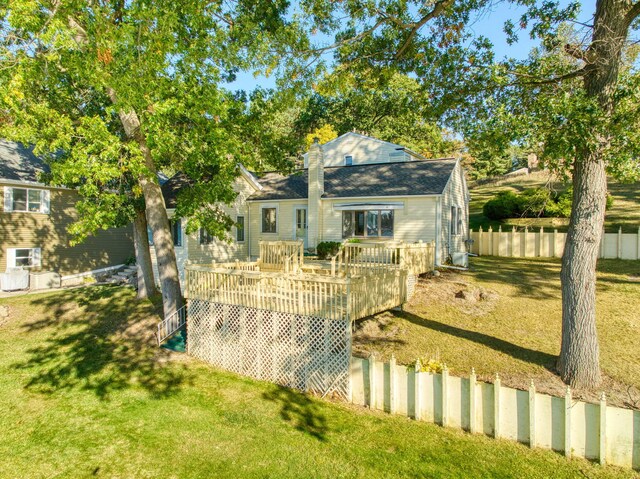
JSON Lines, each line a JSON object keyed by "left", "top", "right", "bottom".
{"left": 0, "top": 140, "right": 50, "bottom": 183}
{"left": 248, "top": 158, "right": 458, "bottom": 201}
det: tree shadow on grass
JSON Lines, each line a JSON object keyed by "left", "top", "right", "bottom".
{"left": 469, "top": 257, "right": 563, "bottom": 300}
{"left": 262, "top": 385, "right": 329, "bottom": 442}
{"left": 13, "top": 285, "right": 191, "bottom": 400}
{"left": 396, "top": 311, "right": 558, "bottom": 372}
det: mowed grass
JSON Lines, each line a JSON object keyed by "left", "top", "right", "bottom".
{"left": 354, "top": 257, "right": 640, "bottom": 408}
{"left": 469, "top": 172, "right": 640, "bottom": 232}
{"left": 0, "top": 286, "right": 636, "bottom": 478}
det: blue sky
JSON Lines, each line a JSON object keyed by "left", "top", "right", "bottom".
{"left": 226, "top": 1, "right": 590, "bottom": 92}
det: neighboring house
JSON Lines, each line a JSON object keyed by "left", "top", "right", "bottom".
{"left": 161, "top": 132, "right": 470, "bottom": 281}
{"left": 0, "top": 140, "right": 134, "bottom": 288}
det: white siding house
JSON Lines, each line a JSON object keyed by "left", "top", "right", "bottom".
{"left": 160, "top": 132, "right": 470, "bottom": 279}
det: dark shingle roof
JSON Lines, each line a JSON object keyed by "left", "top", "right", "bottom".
{"left": 249, "top": 159, "right": 457, "bottom": 201}
{"left": 161, "top": 173, "right": 192, "bottom": 208}
{"left": 0, "top": 140, "right": 50, "bottom": 183}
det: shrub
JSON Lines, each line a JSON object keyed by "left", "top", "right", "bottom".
{"left": 606, "top": 193, "right": 614, "bottom": 210}
{"left": 482, "top": 191, "right": 519, "bottom": 220}
{"left": 545, "top": 188, "right": 573, "bottom": 218}
{"left": 516, "top": 188, "right": 552, "bottom": 217}
{"left": 316, "top": 241, "right": 342, "bottom": 260}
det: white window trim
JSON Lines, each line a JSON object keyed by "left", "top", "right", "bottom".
{"left": 6, "top": 247, "right": 41, "bottom": 268}
{"left": 3, "top": 186, "right": 50, "bottom": 214}
{"left": 236, "top": 215, "right": 245, "bottom": 243}
{"left": 334, "top": 202, "right": 404, "bottom": 211}
{"left": 344, "top": 155, "right": 353, "bottom": 166}
{"left": 450, "top": 204, "right": 463, "bottom": 236}
{"left": 260, "top": 204, "right": 279, "bottom": 235}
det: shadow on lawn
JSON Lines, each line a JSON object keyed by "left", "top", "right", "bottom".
{"left": 13, "top": 285, "right": 191, "bottom": 400}
{"left": 262, "top": 385, "right": 329, "bottom": 442}
{"left": 469, "top": 257, "right": 562, "bottom": 300}
{"left": 397, "top": 311, "right": 558, "bottom": 372}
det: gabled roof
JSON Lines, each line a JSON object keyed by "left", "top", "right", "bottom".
{"left": 0, "top": 140, "right": 50, "bottom": 183}
{"left": 248, "top": 158, "right": 457, "bottom": 201}
{"left": 161, "top": 173, "right": 192, "bottom": 209}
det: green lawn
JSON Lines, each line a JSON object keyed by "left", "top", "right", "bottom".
{"left": 353, "top": 257, "right": 640, "bottom": 409}
{"left": 469, "top": 172, "right": 640, "bottom": 233}
{"left": 0, "top": 286, "right": 636, "bottom": 478}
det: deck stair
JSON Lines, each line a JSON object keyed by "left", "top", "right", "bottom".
{"left": 156, "top": 305, "right": 187, "bottom": 345}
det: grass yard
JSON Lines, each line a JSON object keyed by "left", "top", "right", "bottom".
{"left": 469, "top": 171, "right": 640, "bottom": 232}
{"left": 353, "top": 257, "right": 640, "bottom": 409}
{"left": 0, "top": 286, "right": 637, "bottom": 478}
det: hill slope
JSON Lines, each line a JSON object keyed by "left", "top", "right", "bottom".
{"left": 469, "top": 171, "right": 640, "bottom": 233}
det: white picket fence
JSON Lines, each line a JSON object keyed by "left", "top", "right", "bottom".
{"left": 350, "top": 356, "right": 640, "bottom": 470}
{"left": 470, "top": 226, "right": 640, "bottom": 260}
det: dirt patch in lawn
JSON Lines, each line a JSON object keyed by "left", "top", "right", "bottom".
{"left": 353, "top": 259, "right": 640, "bottom": 410}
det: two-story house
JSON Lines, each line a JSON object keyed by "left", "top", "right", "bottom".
{"left": 0, "top": 140, "right": 134, "bottom": 290}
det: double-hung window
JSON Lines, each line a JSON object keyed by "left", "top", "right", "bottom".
{"left": 199, "top": 228, "right": 214, "bottom": 245}
{"left": 261, "top": 207, "right": 277, "bottom": 233}
{"left": 450, "top": 206, "right": 463, "bottom": 235}
{"left": 4, "top": 187, "right": 50, "bottom": 214}
{"left": 342, "top": 210, "right": 394, "bottom": 238}
{"left": 170, "top": 219, "right": 182, "bottom": 247}
{"left": 7, "top": 247, "right": 41, "bottom": 268}
{"left": 236, "top": 216, "right": 245, "bottom": 242}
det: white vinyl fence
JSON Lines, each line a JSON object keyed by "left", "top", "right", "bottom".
{"left": 470, "top": 226, "right": 640, "bottom": 260}
{"left": 350, "top": 356, "right": 640, "bottom": 470}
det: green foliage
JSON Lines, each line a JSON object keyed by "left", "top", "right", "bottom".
{"left": 316, "top": 241, "right": 342, "bottom": 260}
{"left": 305, "top": 124, "right": 338, "bottom": 149}
{"left": 482, "top": 191, "right": 520, "bottom": 220}
{"left": 0, "top": 0, "right": 322, "bottom": 243}
{"left": 299, "top": 72, "right": 460, "bottom": 158}
{"left": 483, "top": 187, "right": 576, "bottom": 220}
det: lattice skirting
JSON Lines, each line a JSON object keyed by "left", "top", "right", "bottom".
{"left": 406, "top": 274, "right": 417, "bottom": 300}
{"left": 187, "top": 299, "right": 352, "bottom": 400}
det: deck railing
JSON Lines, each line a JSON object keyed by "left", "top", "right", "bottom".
{"left": 331, "top": 241, "right": 435, "bottom": 277}
{"left": 157, "top": 305, "right": 187, "bottom": 344}
{"left": 185, "top": 266, "right": 407, "bottom": 322}
{"left": 258, "top": 240, "right": 304, "bottom": 272}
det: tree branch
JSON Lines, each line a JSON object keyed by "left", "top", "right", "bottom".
{"left": 626, "top": 1, "right": 640, "bottom": 27}
{"left": 513, "top": 68, "right": 586, "bottom": 86}
{"left": 393, "top": 0, "right": 455, "bottom": 59}
{"left": 564, "top": 43, "right": 592, "bottom": 63}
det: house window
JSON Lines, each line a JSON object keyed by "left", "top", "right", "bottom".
{"left": 171, "top": 219, "right": 182, "bottom": 247}
{"left": 236, "top": 216, "right": 245, "bottom": 242}
{"left": 4, "top": 187, "right": 49, "bottom": 213}
{"left": 199, "top": 228, "right": 214, "bottom": 245}
{"left": 344, "top": 155, "right": 353, "bottom": 166}
{"left": 450, "top": 206, "right": 463, "bottom": 235}
{"left": 261, "top": 207, "right": 277, "bottom": 233}
{"left": 7, "top": 247, "right": 41, "bottom": 268}
{"left": 342, "top": 210, "right": 394, "bottom": 238}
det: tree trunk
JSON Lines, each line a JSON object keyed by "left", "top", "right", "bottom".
{"left": 133, "top": 208, "right": 157, "bottom": 299}
{"left": 558, "top": 0, "right": 632, "bottom": 389}
{"left": 108, "top": 89, "right": 183, "bottom": 316}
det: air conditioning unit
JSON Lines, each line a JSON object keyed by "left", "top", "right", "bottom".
{"left": 0, "top": 268, "right": 30, "bottom": 291}
{"left": 30, "top": 271, "right": 61, "bottom": 290}
{"left": 452, "top": 252, "right": 468, "bottom": 268}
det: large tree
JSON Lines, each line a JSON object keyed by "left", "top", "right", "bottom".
{"left": 307, "top": 0, "right": 639, "bottom": 388}
{"left": 0, "top": 1, "right": 317, "bottom": 316}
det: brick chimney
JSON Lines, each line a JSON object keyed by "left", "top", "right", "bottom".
{"left": 307, "top": 137, "right": 324, "bottom": 251}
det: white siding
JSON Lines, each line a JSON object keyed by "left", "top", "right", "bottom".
{"left": 303, "top": 133, "right": 412, "bottom": 167}
{"left": 320, "top": 196, "right": 439, "bottom": 244}
{"left": 440, "top": 161, "right": 470, "bottom": 263}
{"left": 187, "top": 176, "right": 254, "bottom": 264}
{"left": 247, "top": 200, "right": 309, "bottom": 258}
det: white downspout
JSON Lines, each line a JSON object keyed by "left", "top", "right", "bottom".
{"left": 435, "top": 196, "right": 442, "bottom": 266}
